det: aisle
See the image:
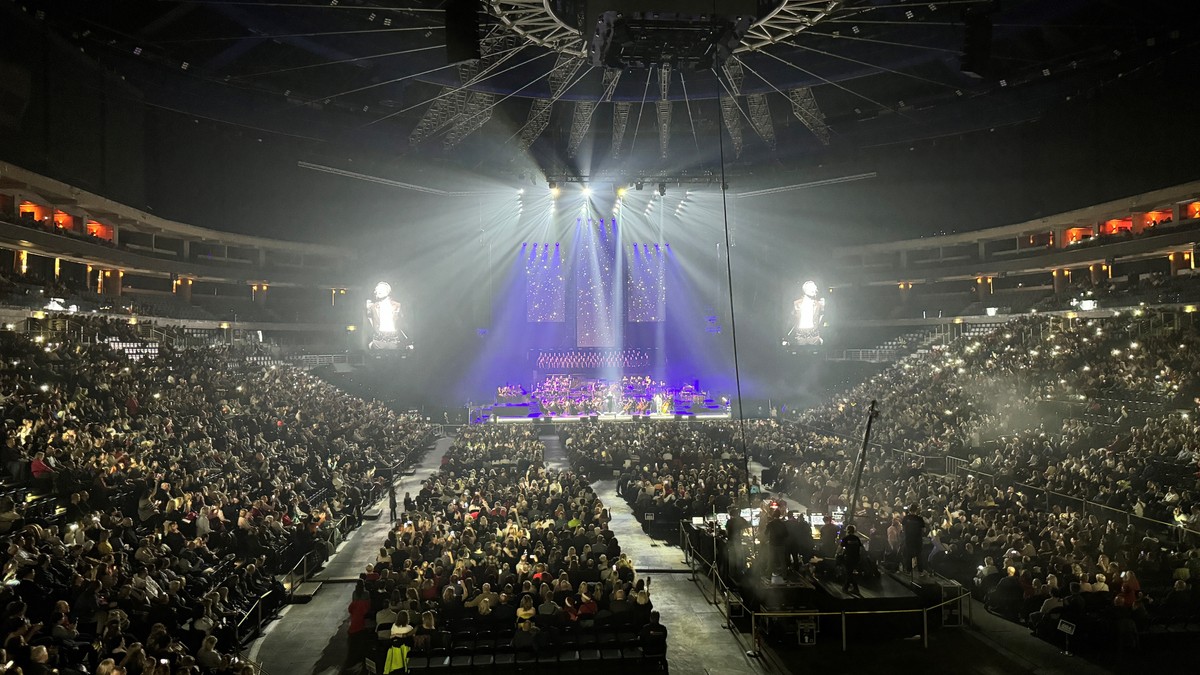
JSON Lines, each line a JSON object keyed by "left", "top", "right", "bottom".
{"left": 540, "top": 432, "right": 571, "bottom": 471}
{"left": 589, "top": 481, "right": 769, "bottom": 674}
{"left": 248, "top": 436, "right": 451, "bottom": 675}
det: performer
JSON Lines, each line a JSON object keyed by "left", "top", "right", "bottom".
{"left": 366, "top": 281, "right": 406, "bottom": 349}
{"left": 840, "top": 524, "right": 863, "bottom": 593}
{"left": 790, "top": 280, "right": 826, "bottom": 345}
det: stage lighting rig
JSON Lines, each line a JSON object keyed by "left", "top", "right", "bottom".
{"left": 586, "top": 1, "right": 760, "bottom": 70}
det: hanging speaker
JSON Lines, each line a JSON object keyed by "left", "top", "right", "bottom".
{"left": 445, "top": 0, "right": 482, "bottom": 64}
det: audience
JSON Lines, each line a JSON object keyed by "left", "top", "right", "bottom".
{"left": 0, "top": 318, "right": 433, "bottom": 674}
{"left": 352, "top": 425, "right": 662, "bottom": 665}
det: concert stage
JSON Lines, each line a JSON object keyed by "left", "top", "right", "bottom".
{"left": 475, "top": 374, "right": 730, "bottom": 423}
{"left": 490, "top": 410, "right": 733, "bottom": 423}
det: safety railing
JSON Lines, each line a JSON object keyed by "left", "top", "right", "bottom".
{"left": 748, "top": 587, "right": 972, "bottom": 653}
{"left": 235, "top": 590, "right": 274, "bottom": 644}
{"left": 680, "top": 521, "right": 973, "bottom": 652}
{"left": 280, "top": 549, "right": 320, "bottom": 604}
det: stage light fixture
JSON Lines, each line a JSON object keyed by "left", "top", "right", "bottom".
{"left": 550, "top": 186, "right": 561, "bottom": 198}
{"left": 582, "top": 187, "right": 593, "bottom": 197}
{"left": 617, "top": 187, "right": 627, "bottom": 197}
{"left": 635, "top": 180, "right": 644, "bottom": 191}
{"left": 657, "top": 183, "right": 666, "bottom": 196}
{"left": 517, "top": 188, "right": 524, "bottom": 195}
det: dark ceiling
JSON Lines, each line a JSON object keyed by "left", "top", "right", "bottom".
{"left": 9, "top": 0, "right": 1200, "bottom": 183}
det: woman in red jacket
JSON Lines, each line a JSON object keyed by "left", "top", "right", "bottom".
{"left": 347, "top": 582, "right": 374, "bottom": 667}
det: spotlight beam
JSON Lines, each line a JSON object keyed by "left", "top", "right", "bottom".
{"left": 506, "top": 64, "right": 595, "bottom": 146}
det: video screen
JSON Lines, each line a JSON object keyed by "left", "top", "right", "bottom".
{"left": 366, "top": 281, "right": 411, "bottom": 350}
{"left": 784, "top": 279, "right": 826, "bottom": 348}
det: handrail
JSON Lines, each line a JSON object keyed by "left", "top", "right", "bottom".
{"left": 681, "top": 521, "right": 972, "bottom": 652}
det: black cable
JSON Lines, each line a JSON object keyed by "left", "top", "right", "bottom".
{"left": 715, "top": 5, "right": 751, "bottom": 507}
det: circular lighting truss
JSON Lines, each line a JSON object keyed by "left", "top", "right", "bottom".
{"left": 738, "top": 0, "right": 845, "bottom": 53}
{"left": 488, "top": 0, "right": 587, "bottom": 59}
{"left": 489, "top": 0, "right": 846, "bottom": 60}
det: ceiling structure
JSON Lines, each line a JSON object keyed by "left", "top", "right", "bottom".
{"left": 16, "top": 0, "right": 1199, "bottom": 185}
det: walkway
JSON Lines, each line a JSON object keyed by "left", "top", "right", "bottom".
{"left": 247, "top": 436, "right": 451, "bottom": 675}
{"left": 537, "top": 431, "right": 769, "bottom": 675}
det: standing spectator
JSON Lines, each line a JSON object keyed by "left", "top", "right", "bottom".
{"left": 901, "top": 505, "right": 927, "bottom": 576}
{"left": 840, "top": 525, "right": 863, "bottom": 593}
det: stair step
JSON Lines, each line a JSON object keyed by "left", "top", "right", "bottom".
{"left": 290, "top": 581, "right": 322, "bottom": 603}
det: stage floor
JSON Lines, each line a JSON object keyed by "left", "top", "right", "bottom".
{"left": 491, "top": 411, "right": 732, "bottom": 423}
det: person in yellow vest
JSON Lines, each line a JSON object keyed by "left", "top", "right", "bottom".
{"left": 385, "top": 625, "right": 414, "bottom": 673}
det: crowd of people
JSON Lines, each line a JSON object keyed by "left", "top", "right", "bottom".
{"left": 552, "top": 308, "right": 1200, "bottom": 652}
{"left": 0, "top": 316, "right": 434, "bottom": 675}
{"left": 351, "top": 425, "right": 667, "bottom": 670}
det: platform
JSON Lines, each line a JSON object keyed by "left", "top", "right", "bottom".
{"left": 490, "top": 410, "right": 732, "bottom": 423}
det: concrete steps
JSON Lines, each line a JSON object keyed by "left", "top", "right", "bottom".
{"left": 290, "top": 581, "right": 323, "bottom": 604}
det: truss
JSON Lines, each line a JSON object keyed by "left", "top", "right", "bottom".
{"left": 600, "top": 68, "right": 622, "bottom": 103}
{"left": 738, "top": 0, "right": 846, "bottom": 53}
{"left": 719, "top": 95, "right": 744, "bottom": 158}
{"left": 443, "top": 89, "right": 497, "bottom": 149}
{"left": 567, "top": 101, "right": 594, "bottom": 158}
{"left": 410, "top": 31, "right": 516, "bottom": 146}
{"left": 408, "top": 61, "right": 476, "bottom": 146}
{"left": 787, "top": 87, "right": 831, "bottom": 145}
{"left": 718, "top": 60, "right": 744, "bottom": 157}
{"left": 721, "top": 60, "right": 745, "bottom": 95}
{"left": 518, "top": 53, "right": 583, "bottom": 150}
{"left": 656, "top": 101, "right": 673, "bottom": 159}
{"left": 657, "top": 64, "right": 673, "bottom": 159}
{"left": 611, "top": 101, "right": 631, "bottom": 158}
{"left": 566, "top": 69, "right": 620, "bottom": 158}
{"left": 489, "top": 0, "right": 586, "bottom": 57}
{"left": 746, "top": 93, "right": 776, "bottom": 150}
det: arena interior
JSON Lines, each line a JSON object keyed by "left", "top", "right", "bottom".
{"left": 2, "top": 1, "right": 1200, "bottom": 674}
